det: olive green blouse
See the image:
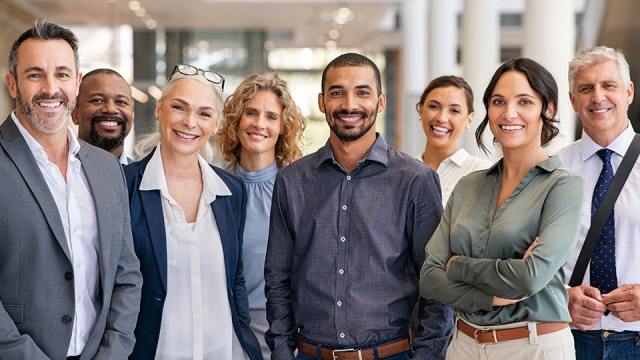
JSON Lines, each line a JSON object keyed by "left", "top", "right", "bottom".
{"left": 420, "top": 156, "right": 583, "bottom": 325}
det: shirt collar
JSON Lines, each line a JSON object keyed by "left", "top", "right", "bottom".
{"left": 119, "top": 153, "right": 129, "bottom": 165}
{"left": 578, "top": 122, "right": 635, "bottom": 161}
{"left": 447, "top": 148, "right": 471, "bottom": 167}
{"left": 11, "top": 111, "right": 81, "bottom": 162}
{"left": 486, "top": 155, "right": 562, "bottom": 175}
{"left": 140, "top": 145, "right": 231, "bottom": 204}
{"left": 315, "top": 133, "right": 389, "bottom": 168}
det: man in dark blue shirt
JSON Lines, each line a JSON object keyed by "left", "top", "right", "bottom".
{"left": 265, "top": 53, "right": 453, "bottom": 360}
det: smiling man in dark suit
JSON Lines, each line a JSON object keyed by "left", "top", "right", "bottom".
{"left": 0, "top": 19, "right": 142, "bottom": 359}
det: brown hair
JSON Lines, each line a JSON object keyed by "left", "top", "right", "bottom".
{"left": 416, "top": 75, "right": 474, "bottom": 114}
{"left": 217, "top": 73, "right": 306, "bottom": 168}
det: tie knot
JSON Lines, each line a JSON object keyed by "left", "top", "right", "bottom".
{"left": 597, "top": 148, "right": 613, "bottom": 164}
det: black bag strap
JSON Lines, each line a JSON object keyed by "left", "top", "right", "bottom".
{"left": 569, "top": 133, "right": 640, "bottom": 287}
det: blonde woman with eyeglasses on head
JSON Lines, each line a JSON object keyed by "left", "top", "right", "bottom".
{"left": 217, "top": 72, "right": 306, "bottom": 359}
{"left": 126, "top": 65, "right": 262, "bottom": 360}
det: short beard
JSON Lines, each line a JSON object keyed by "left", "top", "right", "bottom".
{"left": 89, "top": 120, "right": 127, "bottom": 152}
{"left": 16, "top": 86, "right": 73, "bottom": 134}
{"left": 328, "top": 108, "right": 377, "bottom": 142}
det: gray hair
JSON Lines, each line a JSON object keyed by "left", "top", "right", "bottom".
{"left": 133, "top": 75, "right": 223, "bottom": 163}
{"left": 8, "top": 19, "right": 79, "bottom": 77}
{"left": 569, "top": 46, "right": 631, "bottom": 92}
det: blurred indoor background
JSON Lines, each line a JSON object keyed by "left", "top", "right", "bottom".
{"left": 1, "top": 0, "right": 638, "bottom": 159}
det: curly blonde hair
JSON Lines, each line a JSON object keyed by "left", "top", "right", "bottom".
{"left": 217, "top": 72, "right": 306, "bottom": 169}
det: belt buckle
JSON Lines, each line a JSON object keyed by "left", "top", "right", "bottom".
{"left": 473, "top": 329, "right": 498, "bottom": 344}
{"left": 332, "top": 348, "right": 362, "bottom": 360}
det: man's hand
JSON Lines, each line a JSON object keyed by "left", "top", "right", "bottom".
{"left": 602, "top": 284, "right": 640, "bottom": 322}
{"left": 568, "top": 284, "right": 606, "bottom": 330}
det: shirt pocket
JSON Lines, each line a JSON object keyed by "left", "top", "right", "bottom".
{"left": 4, "top": 304, "right": 24, "bottom": 324}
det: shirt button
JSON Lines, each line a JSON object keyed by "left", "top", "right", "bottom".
{"left": 346, "top": 175, "right": 352, "bottom": 180}
{"left": 339, "top": 332, "right": 346, "bottom": 338}
{"left": 340, "top": 236, "right": 346, "bottom": 242}
{"left": 62, "top": 315, "right": 72, "bottom": 324}
{"left": 337, "top": 300, "right": 343, "bottom": 307}
{"left": 64, "top": 272, "right": 73, "bottom": 281}
{"left": 338, "top": 269, "right": 344, "bottom": 275}
{"left": 342, "top": 205, "right": 348, "bottom": 211}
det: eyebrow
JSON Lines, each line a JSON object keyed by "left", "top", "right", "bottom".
{"left": 87, "top": 92, "right": 131, "bottom": 99}
{"left": 23, "top": 66, "right": 74, "bottom": 73}
{"left": 490, "top": 93, "right": 536, "bottom": 99}
{"left": 170, "top": 97, "right": 215, "bottom": 111}
{"left": 327, "top": 84, "right": 373, "bottom": 91}
{"left": 428, "top": 99, "right": 462, "bottom": 107}
{"left": 245, "top": 106, "right": 281, "bottom": 116}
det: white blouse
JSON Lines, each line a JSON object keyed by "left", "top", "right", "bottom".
{"left": 422, "top": 148, "right": 492, "bottom": 206}
{"left": 140, "top": 146, "right": 248, "bottom": 360}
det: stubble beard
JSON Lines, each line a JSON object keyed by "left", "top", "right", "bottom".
{"left": 328, "top": 106, "right": 378, "bottom": 142}
{"left": 16, "top": 86, "right": 74, "bottom": 135}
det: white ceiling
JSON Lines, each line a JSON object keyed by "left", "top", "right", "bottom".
{"left": 8, "top": 0, "right": 402, "bottom": 49}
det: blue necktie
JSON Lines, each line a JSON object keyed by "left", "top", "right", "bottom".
{"left": 589, "top": 148, "right": 618, "bottom": 295}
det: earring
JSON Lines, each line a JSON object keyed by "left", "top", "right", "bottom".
{"left": 466, "top": 124, "right": 471, "bottom": 129}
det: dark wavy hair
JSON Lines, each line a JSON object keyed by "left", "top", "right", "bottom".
{"left": 475, "top": 58, "right": 559, "bottom": 154}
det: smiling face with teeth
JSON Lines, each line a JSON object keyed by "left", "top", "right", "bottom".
{"left": 487, "top": 71, "right": 546, "bottom": 152}
{"left": 318, "top": 65, "right": 386, "bottom": 144}
{"left": 420, "top": 86, "right": 473, "bottom": 155}
{"left": 5, "top": 38, "right": 80, "bottom": 137}
{"left": 156, "top": 78, "right": 220, "bottom": 159}
{"left": 238, "top": 90, "right": 283, "bottom": 164}
{"left": 570, "top": 60, "right": 634, "bottom": 147}
{"left": 72, "top": 72, "right": 134, "bottom": 156}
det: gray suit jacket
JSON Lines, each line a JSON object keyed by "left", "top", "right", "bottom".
{"left": 0, "top": 116, "right": 142, "bottom": 359}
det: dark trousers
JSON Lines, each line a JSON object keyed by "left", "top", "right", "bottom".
{"left": 572, "top": 329, "right": 640, "bottom": 360}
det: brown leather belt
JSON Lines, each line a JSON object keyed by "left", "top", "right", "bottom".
{"left": 457, "top": 320, "right": 568, "bottom": 344}
{"left": 296, "top": 333, "right": 410, "bottom": 360}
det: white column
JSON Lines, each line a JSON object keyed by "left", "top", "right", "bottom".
{"left": 429, "top": 0, "right": 458, "bottom": 78}
{"left": 523, "top": 0, "right": 576, "bottom": 153}
{"left": 461, "top": 0, "right": 500, "bottom": 158}
{"left": 400, "top": 0, "right": 428, "bottom": 156}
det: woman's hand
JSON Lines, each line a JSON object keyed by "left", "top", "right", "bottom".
{"left": 491, "top": 240, "right": 539, "bottom": 307}
{"left": 492, "top": 296, "right": 521, "bottom": 306}
{"left": 522, "top": 236, "right": 540, "bottom": 261}
{"left": 445, "top": 255, "right": 460, "bottom": 272}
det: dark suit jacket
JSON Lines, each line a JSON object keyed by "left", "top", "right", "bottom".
{"left": 0, "top": 116, "right": 142, "bottom": 359}
{"left": 125, "top": 149, "right": 262, "bottom": 360}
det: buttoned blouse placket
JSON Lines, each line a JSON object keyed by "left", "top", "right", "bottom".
{"left": 164, "top": 193, "right": 207, "bottom": 359}
{"left": 483, "top": 166, "right": 541, "bottom": 257}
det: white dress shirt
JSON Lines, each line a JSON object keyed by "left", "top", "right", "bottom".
{"left": 12, "top": 113, "right": 99, "bottom": 356}
{"left": 140, "top": 146, "right": 247, "bottom": 360}
{"left": 559, "top": 124, "right": 640, "bottom": 331}
{"left": 421, "top": 148, "right": 492, "bottom": 206}
{"left": 119, "top": 152, "right": 129, "bottom": 165}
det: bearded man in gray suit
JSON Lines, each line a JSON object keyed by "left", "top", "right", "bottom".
{"left": 0, "top": 20, "right": 142, "bottom": 359}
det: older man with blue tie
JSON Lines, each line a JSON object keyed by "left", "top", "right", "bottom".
{"left": 559, "top": 46, "right": 640, "bottom": 360}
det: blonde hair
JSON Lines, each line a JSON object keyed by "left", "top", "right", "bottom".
{"left": 569, "top": 46, "right": 631, "bottom": 92}
{"left": 217, "top": 73, "right": 306, "bottom": 169}
{"left": 133, "top": 75, "right": 223, "bottom": 162}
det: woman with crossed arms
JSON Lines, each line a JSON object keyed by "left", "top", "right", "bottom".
{"left": 420, "top": 58, "right": 583, "bottom": 359}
